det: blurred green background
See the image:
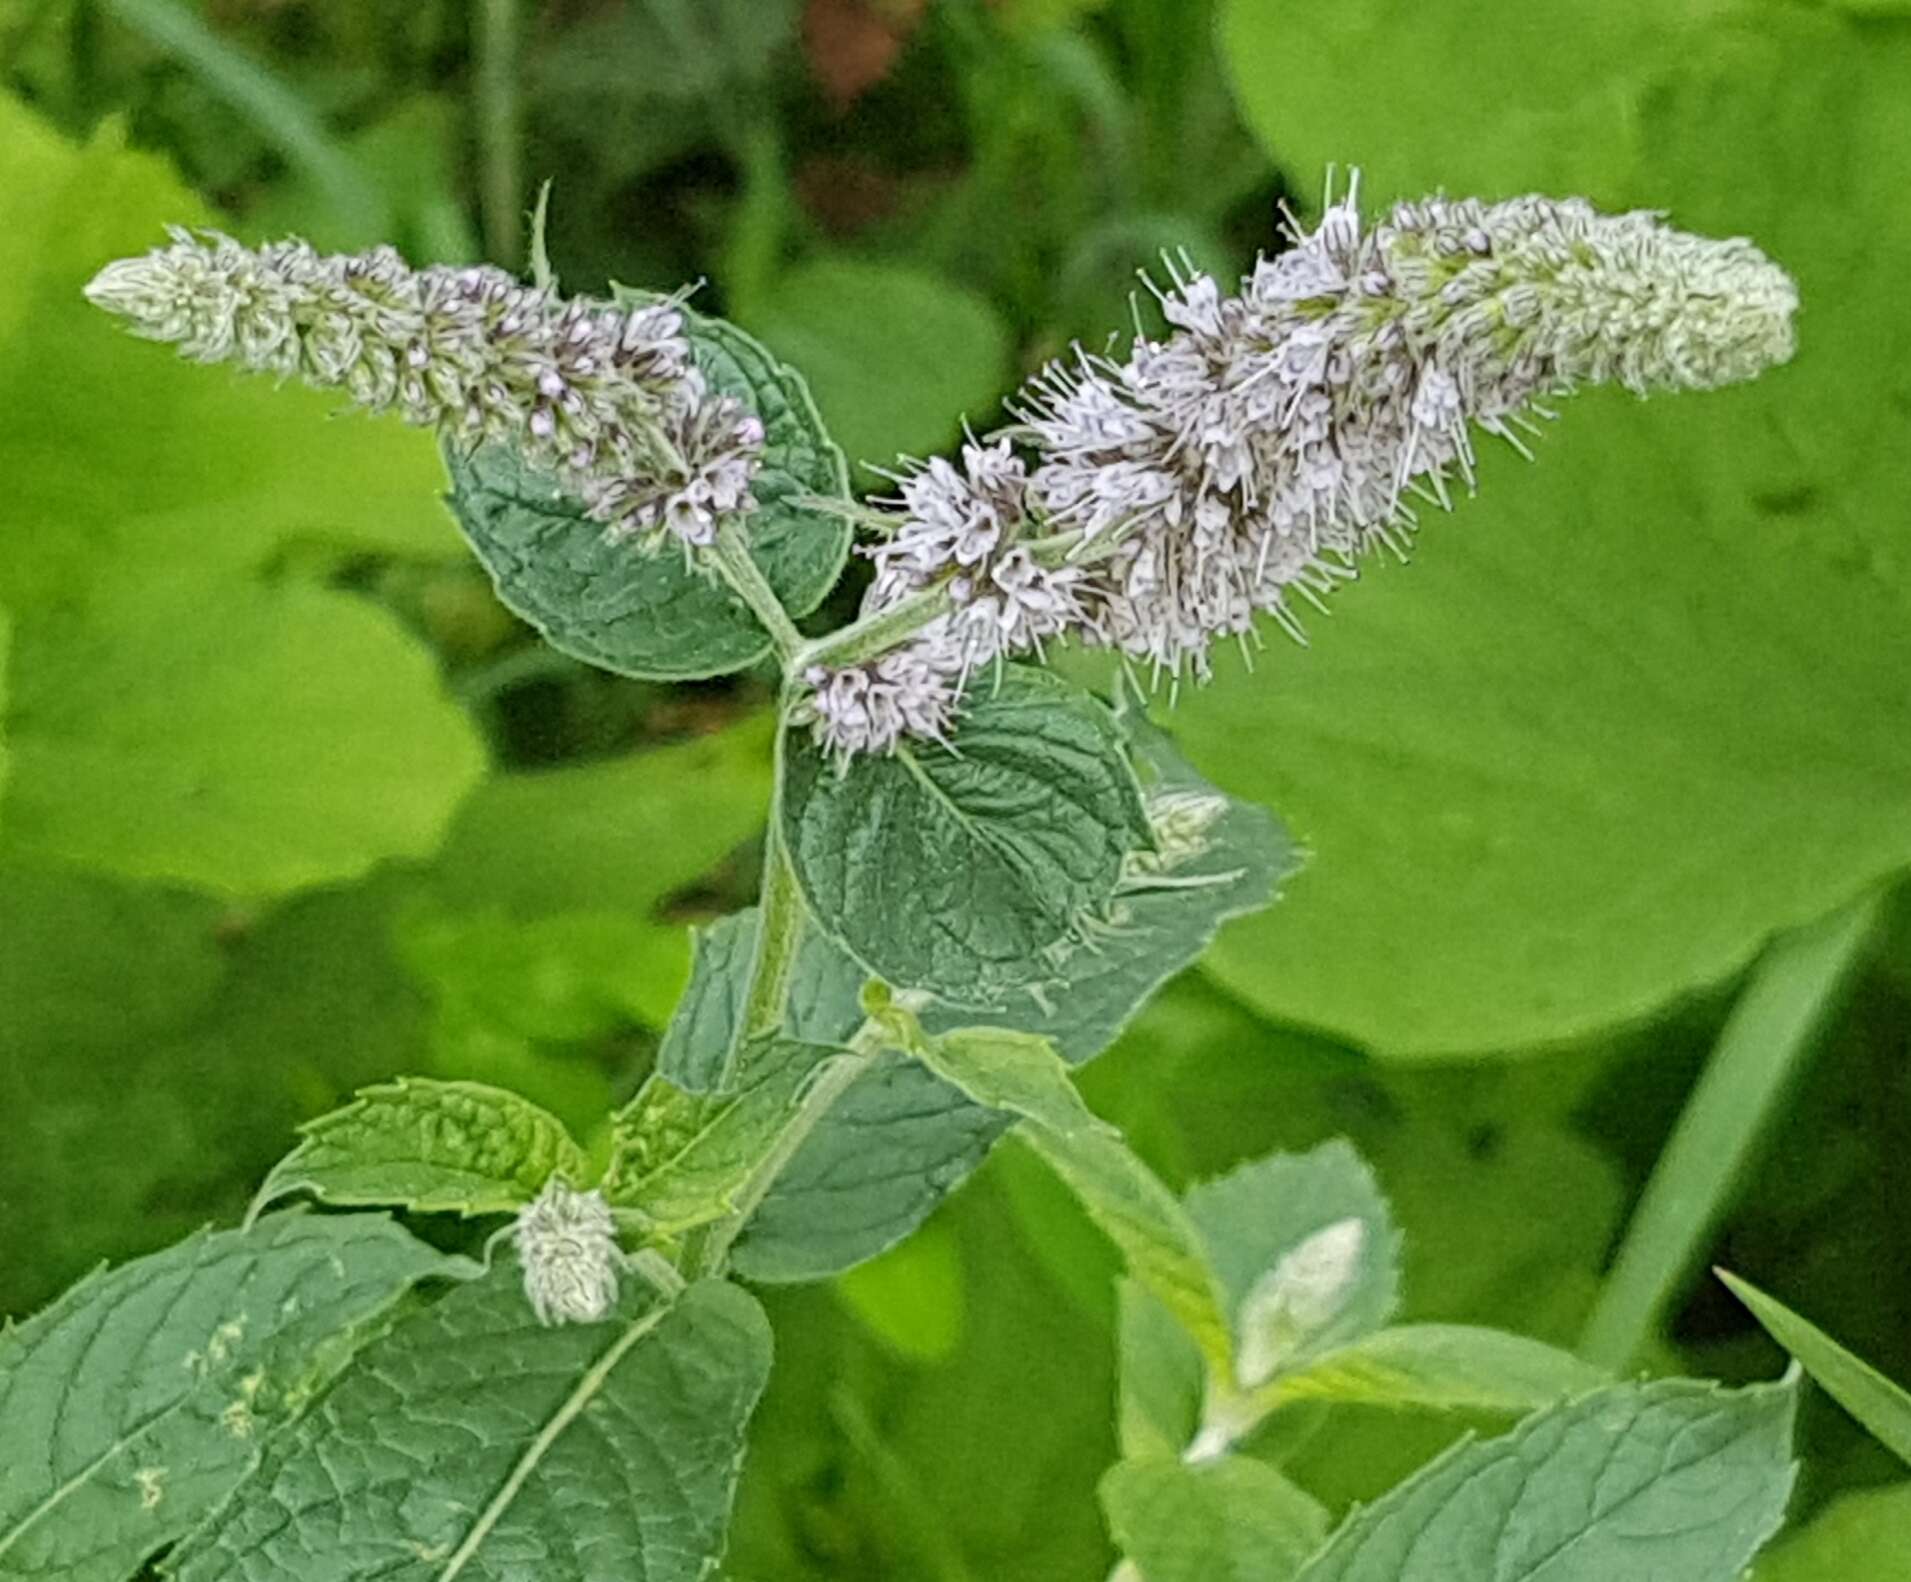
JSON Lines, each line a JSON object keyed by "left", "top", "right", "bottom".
{"left": 3, "top": 0, "right": 1909, "bottom": 1575}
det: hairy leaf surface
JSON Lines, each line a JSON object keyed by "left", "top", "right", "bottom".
{"left": 256, "top": 1080, "right": 592, "bottom": 1217}
{"left": 165, "top": 1269, "right": 772, "bottom": 1582}
{"left": 781, "top": 666, "right": 1152, "bottom": 1006}
{"left": 1103, "top": 1454, "right": 1328, "bottom": 1582}
{"left": 0, "top": 1214, "right": 470, "bottom": 1582}
{"left": 1295, "top": 1378, "right": 1798, "bottom": 1582}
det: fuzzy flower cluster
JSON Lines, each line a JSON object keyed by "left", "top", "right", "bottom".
{"left": 802, "top": 184, "right": 1797, "bottom": 758}
{"left": 513, "top": 1179, "right": 622, "bottom": 1326}
{"left": 84, "top": 229, "right": 763, "bottom": 547}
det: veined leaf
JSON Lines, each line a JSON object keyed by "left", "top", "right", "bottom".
{"left": 444, "top": 305, "right": 850, "bottom": 682}
{"left": 1295, "top": 1377, "right": 1799, "bottom": 1582}
{"left": 255, "top": 1079, "right": 592, "bottom": 1217}
{"left": 165, "top": 1267, "right": 772, "bottom": 1582}
{"left": 0, "top": 1213, "right": 472, "bottom": 1582}
{"left": 1103, "top": 1454, "right": 1329, "bottom": 1582}
{"left": 781, "top": 665, "right": 1152, "bottom": 1006}
{"left": 1721, "top": 1269, "right": 1911, "bottom": 1467}
{"left": 1187, "top": 1140, "right": 1402, "bottom": 1386}
{"left": 605, "top": 1039, "right": 841, "bottom": 1235}
{"left": 909, "top": 1022, "right": 1233, "bottom": 1374}
{"left": 712, "top": 703, "right": 1293, "bottom": 1281}
{"left": 1260, "top": 1323, "right": 1608, "bottom": 1416}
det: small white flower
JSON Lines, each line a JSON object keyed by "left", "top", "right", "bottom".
{"left": 1235, "top": 1216, "right": 1369, "bottom": 1390}
{"left": 513, "top": 1179, "right": 622, "bottom": 1326}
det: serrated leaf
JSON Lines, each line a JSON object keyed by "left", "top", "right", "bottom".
{"left": 1296, "top": 1378, "right": 1799, "bottom": 1582}
{"left": 713, "top": 705, "right": 1292, "bottom": 1280}
{"left": 0, "top": 1213, "right": 472, "bottom": 1582}
{"left": 1187, "top": 1141, "right": 1403, "bottom": 1384}
{"left": 910, "top": 1023, "right": 1233, "bottom": 1373}
{"left": 782, "top": 666, "right": 1152, "bottom": 1006}
{"left": 605, "top": 1039, "right": 839, "bottom": 1235}
{"left": 443, "top": 306, "right": 849, "bottom": 682}
{"left": 165, "top": 1267, "right": 772, "bottom": 1582}
{"left": 1262, "top": 1324, "right": 1608, "bottom": 1416}
{"left": 1721, "top": 1270, "right": 1911, "bottom": 1467}
{"left": 1102, "top": 1454, "right": 1329, "bottom": 1582}
{"left": 257, "top": 1079, "right": 592, "bottom": 1217}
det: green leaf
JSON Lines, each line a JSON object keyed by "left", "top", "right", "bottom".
{"left": 0, "top": 1213, "right": 472, "bottom": 1582}
{"left": 717, "top": 705, "right": 1292, "bottom": 1280}
{"left": 165, "top": 1268, "right": 772, "bottom": 1582}
{"left": 744, "top": 258, "right": 1012, "bottom": 471}
{"left": 1188, "top": 5, "right": 1911, "bottom": 1058}
{"left": 443, "top": 306, "right": 850, "bottom": 682}
{"left": 0, "top": 104, "right": 457, "bottom": 613}
{"left": 1295, "top": 1378, "right": 1799, "bottom": 1582}
{"left": 1186, "top": 1140, "right": 1403, "bottom": 1384}
{"left": 1102, "top": 1454, "right": 1329, "bottom": 1582}
{"left": 910, "top": 1023, "right": 1234, "bottom": 1373}
{"left": 1, "top": 577, "right": 485, "bottom": 897}
{"left": 605, "top": 1039, "right": 839, "bottom": 1235}
{"left": 1262, "top": 1324, "right": 1608, "bottom": 1416}
{"left": 0, "top": 605, "right": 10, "bottom": 835}
{"left": 1721, "top": 1269, "right": 1911, "bottom": 1467}
{"left": 833, "top": 1218, "right": 967, "bottom": 1364}
{"left": 1755, "top": 1484, "right": 1911, "bottom": 1582}
{"left": 781, "top": 666, "right": 1152, "bottom": 1006}
{"left": 1116, "top": 1280, "right": 1206, "bottom": 1459}
{"left": 256, "top": 1079, "right": 593, "bottom": 1217}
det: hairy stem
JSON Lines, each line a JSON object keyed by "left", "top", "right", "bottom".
{"left": 727, "top": 822, "right": 803, "bottom": 1071}
{"left": 711, "top": 516, "right": 802, "bottom": 660}
{"left": 1578, "top": 890, "right": 1882, "bottom": 1371}
{"left": 696, "top": 991, "right": 930, "bottom": 1277}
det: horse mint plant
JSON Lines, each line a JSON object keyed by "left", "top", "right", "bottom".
{"left": 11, "top": 173, "right": 1836, "bottom": 1582}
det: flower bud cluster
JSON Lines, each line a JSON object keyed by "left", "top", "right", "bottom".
{"left": 85, "top": 229, "right": 764, "bottom": 548}
{"left": 513, "top": 1179, "right": 622, "bottom": 1326}
{"left": 804, "top": 184, "right": 1797, "bottom": 755}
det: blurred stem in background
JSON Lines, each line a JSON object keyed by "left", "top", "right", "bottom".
{"left": 474, "top": 0, "right": 523, "bottom": 268}
{"left": 1579, "top": 890, "right": 1885, "bottom": 1372}
{"left": 96, "top": 0, "right": 388, "bottom": 239}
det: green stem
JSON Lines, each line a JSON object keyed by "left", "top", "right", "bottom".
{"left": 731, "top": 823, "right": 802, "bottom": 1060}
{"left": 711, "top": 517, "right": 802, "bottom": 661}
{"left": 474, "top": 0, "right": 523, "bottom": 268}
{"left": 695, "top": 991, "right": 930, "bottom": 1276}
{"left": 1578, "top": 890, "right": 1883, "bottom": 1372}
{"left": 793, "top": 583, "right": 958, "bottom": 673}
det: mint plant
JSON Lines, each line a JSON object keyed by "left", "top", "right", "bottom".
{"left": 0, "top": 178, "right": 1845, "bottom": 1582}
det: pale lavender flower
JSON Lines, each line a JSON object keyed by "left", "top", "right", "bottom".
{"left": 84, "top": 229, "right": 764, "bottom": 549}
{"left": 1015, "top": 179, "right": 1798, "bottom": 680}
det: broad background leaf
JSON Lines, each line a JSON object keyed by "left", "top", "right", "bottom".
{"left": 1297, "top": 1378, "right": 1799, "bottom": 1582}
{"left": 0, "top": 101, "right": 482, "bottom": 896}
{"left": 0, "top": 1213, "right": 469, "bottom": 1582}
{"left": 167, "top": 1267, "right": 773, "bottom": 1582}
{"left": 1754, "top": 1483, "right": 1911, "bottom": 1581}
{"left": 744, "top": 256, "right": 1013, "bottom": 472}
{"left": 1194, "top": 1, "right": 1911, "bottom": 1056}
